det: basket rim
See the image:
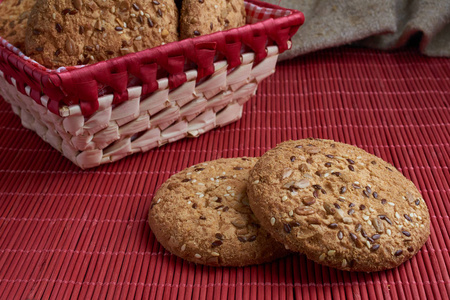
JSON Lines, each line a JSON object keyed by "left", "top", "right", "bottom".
{"left": 0, "top": 0, "right": 305, "bottom": 116}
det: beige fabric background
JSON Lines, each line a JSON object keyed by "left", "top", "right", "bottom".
{"left": 263, "top": 0, "right": 450, "bottom": 60}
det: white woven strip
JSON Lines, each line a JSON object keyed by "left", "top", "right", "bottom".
{"left": 0, "top": 45, "right": 280, "bottom": 168}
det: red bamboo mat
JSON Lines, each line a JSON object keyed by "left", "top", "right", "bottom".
{"left": 0, "top": 46, "right": 449, "bottom": 300}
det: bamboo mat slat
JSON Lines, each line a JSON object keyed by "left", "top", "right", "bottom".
{"left": 0, "top": 46, "right": 449, "bottom": 300}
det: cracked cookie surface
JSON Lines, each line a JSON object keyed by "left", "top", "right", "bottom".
{"left": 148, "top": 157, "right": 289, "bottom": 266}
{"left": 248, "top": 138, "right": 430, "bottom": 272}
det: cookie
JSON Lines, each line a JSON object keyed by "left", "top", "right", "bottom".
{"left": 0, "top": 0, "right": 35, "bottom": 49}
{"left": 25, "top": 0, "right": 179, "bottom": 68}
{"left": 247, "top": 138, "right": 430, "bottom": 272}
{"left": 179, "top": 0, "right": 246, "bottom": 40}
{"left": 148, "top": 157, "right": 289, "bottom": 266}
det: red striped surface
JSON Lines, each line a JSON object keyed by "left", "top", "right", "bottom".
{"left": 0, "top": 46, "right": 449, "bottom": 299}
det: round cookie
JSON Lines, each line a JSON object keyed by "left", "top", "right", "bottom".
{"left": 25, "top": 0, "right": 179, "bottom": 68}
{"left": 0, "top": 0, "right": 35, "bottom": 49}
{"left": 148, "top": 157, "right": 289, "bottom": 266}
{"left": 179, "top": 0, "right": 246, "bottom": 40}
{"left": 247, "top": 138, "right": 430, "bottom": 272}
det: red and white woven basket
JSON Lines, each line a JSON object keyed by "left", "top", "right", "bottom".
{"left": 0, "top": 0, "right": 304, "bottom": 168}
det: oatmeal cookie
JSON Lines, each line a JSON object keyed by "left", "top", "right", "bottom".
{"left": 0, "top": 0, "right": 35, "bottom": 49}
{"left": 247, "top": 138, "right": 430, "bottom": 272}
{"left": 25, "top": 0, "right": 179, "bottom": 68}
{"left": 148, "top": 157, "right": 289, "bottom": 266}
{"left": 180, "top": 0, "right": 246, "bottom": 39}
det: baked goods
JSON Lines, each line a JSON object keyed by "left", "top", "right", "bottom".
{"left": 148, "top": 157, "right": 289, "bottom": 266}
{"left": 247, "top": 138, "right": 430, "bottom": 272}
{"left": 0, "top": 0, "right": 36, "bottom": 49}
{"left": 180, "top": 0, "right": 246, "bottom": 39}
{"left": 25, "top": 0, "right": 179, "bottom": 68}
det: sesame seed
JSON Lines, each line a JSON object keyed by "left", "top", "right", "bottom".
{"left": 388, "top": 202, "right": 395, "bottom": 206}
{"left": 198, "top": 182, "right": 205, "bottom": 186}
{"left": 181, "top": 244, "right": 186, "bottom": 251}
{"left": 319, "top": 253, "right": 326, "bottom": 261}
{"left": 282, "top": 196, "right": 288, "bottom": 201}
{"left": 369, "top": 207, "right": 375, "bottom": 213}
{"left": 338, "top": 196, "right": 346, "bottom": 201}
{"left": 253, "top": 180, "right": 260, "bottom": 184}
{"left": 343, "top": 217, "right": 353, "bottom": 224}
{"left": 198, "top": 194, "right": 204, "bottom": 198}
{"left": 327, "top": 250, "right": 336, "bottom": 256}
{"left": 194, "top": 254, "right": 202, "bottom": 258}
{"left": 395, "top": 212, "right": 400, "bottom": 219}
{"left": 211, "top": 252, "right": 220, "bottom": 257}
{"left": 367, "top": 220, "right": 372, "bottom": 225}
{"left": 223, "top": 194, "right": 229, "bottom": 197}
{"left": 363, "top": 215, "right": 369, "bottom": 221}
{"left": 192, "top": 179, "right": 197, "bottom": 183}
{"left": 288, "top": 210, "right": 294, "bottom": 217}
{"left": 187, "top": 201, "right": 192, "bottom": 205}
{"left": 366, "top": 241, "right": 371, "bottom": 248}
{"left": 341, "top": 259, "right": 347, "bottom": 268}
{"left": 156, "top": 198, "right": 161, "bottom": 203}
{"left": 387, "top": 229, "right": 392, "bottom": 235}
{"left": 270, "top": 217, "right": 276, "bottom": 226}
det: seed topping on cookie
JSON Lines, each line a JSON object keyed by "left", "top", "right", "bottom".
{"left": 247, "top": 138, "right": 430, "bottom": 272}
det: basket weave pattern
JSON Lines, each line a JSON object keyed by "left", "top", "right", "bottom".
{"left": 0, "top": 1, "right": 304, "bottom": 168}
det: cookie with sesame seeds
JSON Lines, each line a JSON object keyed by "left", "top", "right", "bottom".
{"left": 247, "top": 138, "right": 430, "bottom": 272}
{"left": 148, "top": 157, "right": 289, "bottom": 266}
{"left": 25, "top": 0, "right": 178, "bottom": 68}
{"left": 0, "top": 0, "right": 35, "bottom": 49}
{"left": 179, "top": 0, "right": 246, "bottom": 40}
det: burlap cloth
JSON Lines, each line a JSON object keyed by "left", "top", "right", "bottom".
{"left": 264, "top": 0, "right": 450, "bottom": 60}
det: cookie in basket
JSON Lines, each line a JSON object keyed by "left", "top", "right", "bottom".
{"left": 180, "top": 0, "right": 246, "bottom": 39}
{"left": 148, "top": 157, "right": 289, "bottom": 266}
{"left": 247, "top": 138, "right": 430, "bottom": 272}
{"left": 25, "top": 0, "right": 179, "bottom": 68}
{"left": 0, "top": 0, "right": 36, "bottom": 49}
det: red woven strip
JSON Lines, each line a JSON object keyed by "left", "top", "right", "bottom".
{"left": 0, "top": 0, "right": 304, "bottom": 116}
{"left": 0, "top": 46, "right": 449, "bottom": 299}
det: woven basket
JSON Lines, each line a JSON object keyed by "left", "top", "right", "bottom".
{"left": 0, "top": 0, "right": 304, "bottom": 169}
